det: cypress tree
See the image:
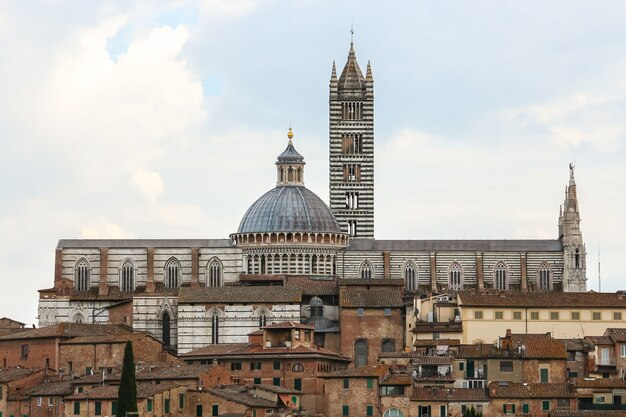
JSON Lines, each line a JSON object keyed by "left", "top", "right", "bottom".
{"left": 117, "top": 341, "right": 137, "bottom": 417}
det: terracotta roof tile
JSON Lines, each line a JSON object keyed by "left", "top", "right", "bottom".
{"left": 380, "top": 374, "right": 411, "bottom": 386}
{"left": 606, "top": 328, "right": 626, "bottom": 343}
{"left": 557, "top": 338, "right": 595, "bottom": 352}
{"left": 413, "top": 339, "right": 460, "bottom": 347}
{"left": 181, "top": 343, "right": 349, "bottom": 361}
{"left": 338, "top": 279, "right": 405, "bottom": 286}
{"left": 60, "top": 332, "right": 156, "bottom": 345}
{"left": 489, "top": 382, "right": 572, "bottom": 398}
{"left": 261, "top": 321, "right": 314, "bottom": 330}
{"left": 0, "top": 367, "right": 41, "bottom": 383}
{"left": 178, "top": 286, "right": 301, "bottom": 304}
{"left": 378, "top": 353, "right": 452, "bottom": 365}
{"left": 571, "top": 377, "right": 626, "bottom": 389}
{"left": 339, "top": 289, "right": 404, "bottom": 308}
{"left": 549, "top": 411, "right": 625, "bottom": 417}
{"left": 24, "top": 381, "right": 73, "bottom": 396}
{"left": 585, "top": 335, "right": 614, "bottom": 345}
{"left": 285, "top": 276, "right": 338, "bottom": 295}
{"left": 510, "top": 333, "right": 567, "bottom": 359}
{"left": 253, "top": 384, "right": 300, "bottom": 394}
{"left": 0, "top": 323, "right": 131, "bottom": 340}
{"left": 322, "top": 364, "right": 389, "bottom": 378}
{"left": 208, "top": 386, "right": 278, "bottom": 408}
{"left": 410, "top": 388, "right": 488, "bottom": 402}
{"left": 459, "top": 291, "right": 626, "bottom": 308}
{"left": 67, "top": 382, "right": 182, "bottom": 400}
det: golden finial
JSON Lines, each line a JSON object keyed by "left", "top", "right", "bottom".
{"left": 287, "top": 127, "right": 294, "bottom": 140}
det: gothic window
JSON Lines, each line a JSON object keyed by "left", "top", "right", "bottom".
{"left": 211, "top": 312, "right": 220, "bottom": 344}
{"left": 538, "top": 262, "right": 551, "bottom": 291}
{"left": 259, "top": 312, "right": 267, "bottom": 328}
{"left": 161, "top": 311, "right": 171, "bottom": 347}
{"left": 120, "top": 260, "right": 135, "bottom": 292}
{"left": 355, "top": 339, "right": 368, "bottom": 367}
{"left": 74, "top": 259, "right": 90, "bottom": 292}
{"left": 360, "top": 260, "right": 373, "bottom": 279}
{"left": 164, "top": 258, "right": 180, "bottom": 288}
{"left": 449, "top": 262, "right": 462, "bottom": 290}
{"left": 575, "top": 248, "right": 580, "bottom": 269}
{"left": 208, "top": 259, "right": 223, "bottom": 287}
{"left": 494, "top": 262, "right": 508, "bottom": 291}
{"left": 404, "top": 262, "right": 417, "bottom": 291}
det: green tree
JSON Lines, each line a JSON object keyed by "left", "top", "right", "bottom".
{"left": 117, "top": 341, "right": 137, "bottom": 417}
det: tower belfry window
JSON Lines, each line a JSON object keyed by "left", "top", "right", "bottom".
{"left": 165, "top": 258, "right": 180, "bottom": 288}
{"left": 208, "top": 259, "right": 222, "bottom": 287}
{"left": 405, "top": 262, "right": 417, "bottom": 291}
{"left": 75, "top": 260, "right": 90, "bottom": 292}
{"left": 345, "top": 192, "right": 359, "bottom": 209}
{"left": 538, "top": 263, "right": 551, "bottom": 291}
{"left": 494, "top": 262, "right": 508, "bottom": 291}
{"left": 121, "top": 260, "right": 135, "bottom": 292}
{"left": 348, "top": 220, "right": 357, "bottom": 237}
{"left": 449, "top": 262, "right": 462, "bottom": 290}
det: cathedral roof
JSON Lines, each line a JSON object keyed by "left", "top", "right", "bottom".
{"left": 338, "top": 42, "right": 366, "bottom": 90}
{"left": 237, "top": 185, "right": 341, "bottom": 234}
{"left": 178, "top": 286, "right": 301, "bottom": 304}
{"left": 347, "top": 239, "right": 563, "bottom": 251}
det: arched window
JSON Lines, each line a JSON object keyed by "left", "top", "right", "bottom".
{"left": 355, "top": 339, "right": 368, "bottom": 367}
{"left": 259, "top": 313, "right": 267, "bottom": 328}
{"left": 162, "top": 311, "right": 171, "bottom": 347}
{"left": 404, "top": 262, "right": 417, "bottom": 291}
{"left": 383, "top": 409, "right": 404, "bottom": 417}
{"left": 538, "top": 262, "right": 551, "bottom": 291}
{"left": 494, "top": 262, "right": 508, "bottom": 291}
{"left": 74, "top": 259, "right": 90, "bottom": 292}
{"left": 121, "top": 260, "right": 135, "bottom": 292}
{"left": 382, "top": 339, "right": 395, "bottom": 353}
{"left": 292, "top": 363, "right": 304, "bottom": 372}
{"left": 208, "top": 259, "right": 223, "bottom": 287}
{"left": 449, "top": 262, "right": 462, "bottom": 290}
{"left": 360, "top": 261, "right": 373, "bottom": 279}
{"left": 211, "top": 312, "right": 219, "bottom": 344}
{"left": 164, "top": 258, "right": 180, "bottom": 288}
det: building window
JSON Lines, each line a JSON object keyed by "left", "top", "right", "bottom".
{"left": 513, "top": 311, "right": 522, "bottom": 320}
{"left": 212, "top": 404, "right": 219, "bottom": 417}
{"left": 571, "top": 311, "right": 580, "bottom": 320}
{"left": 94, "top": 401, "right": 101, "bottom": 416}
{"left": 383, "top": 409, "right": 404, "bottom": 417}
{"left": 196, "top": 405, "right": 202, "bottom": 417}
{"left": 251, "top": 362, "right": 262, "bottom": 371}
{"left": 294, "top": 378, "right": 302, "bottom": 391}
{"left": 272, "top": 377, "right": 280, "bottom": 386}
{"left": 258, "top": 311, "right": 268, "bottom": 328}
{"left": 384, "top": 308, "right": 391, "bottom": 316}
{"left": 20, "top": 344, "right": 28, "bottom": 359}
{"left": 449, "top": 262, "right": 462, "bottom": 290}
{"left": 208, "top": 259, "right": 222, "bottom": 287}
{"left": 342, "top": 405, "right": 349, "bottom": 417}
{"left": 538, "top": 262, "right": 551, "bottom": 290}
{"left": 500, "top": 361, "right": 513, "bottom": 372}
{"left": 164, "top": 258, "right": 180, "bottom": 288}
{"left": 495, "top": 311, "right": 504, "bottom": 320}
{"left": 494, "top": 261, "right": 508, "bottom": 290}
{"left": 73, "top": 402, "right": 80, "bottom": 415}
{"left": 211, "top": 312, "right": 219, "bottom": 344}
{"left": 112, "top": 402, "right": 117, "bottom": 415}
{"left": 367, "top": 378, "right": 374, "bottom": 389}
{"left": 530, "top": 311, "right": 539, "bottom": 320}
{"left": 345, "top": 192, "right": 359, "bottom": 209}
{"left": 36, "top": 397, "right": 42, "bottom": 407}
{"left": 164, "top": 399, "right": 170, "bottom": 414}
{"left": 522, "top": 404, "right": 529, "bottom": 414}
{"left": 273, "top": 361, "right": 281, "bottom": 370}
{"left": 360, "top": 261, "right": 373, "bottom": 279}
{"left": 147, "top": 399, "right": 153, "bottom": 412}
{"left": 74, "top": 259, "right": 90, "bottom": 292}
{"left": 404, "top": 262, "right": 417, "bottom": 291}
{"left": 542, "top": 400, "right": 550, "bottom": 411}
{"left": 503, "top": 404, "right": 515, "bottom": 414}
{"left": 382, "top": 339, "right": 395, "bottom": 353}
{"left": 254, "top": 377, "right": 261, "bottom": 384}
{"left": 120, "top": 260, "right": 135, "bottom": 292}
{"left": 178, "top": 393, "right": 184, "bottom": 409}
{"left": 347, "top": 220, "right": 358, "bottom": 237}
{"left": 540, "top": 368, "right": 549, "bottom": 383}
{"left": 292, "top": 363, "right": 304, "bottom": 372}
{"left": 614, "top": 312, "right": 622, "bottom": 321}
{"left": 474, "top": 311, "right": 483, "bottom": 320}
{"left": 366, "top": 405, "right": 373, "bottom": 417}
{"left": 592, "top": 312, "right": 602, "bottom": 320}
{"left": 231, "top": 362, "right": 242, "bottom": 371}
{"left": 620, "top": 345, "right": 626, "bottom": 357}
{"left": 343, "top": 378, "right": 349, "bottom": 389}
{"left": 357, "top": 308, "right": 365, "bottom": 316}
{"left": 355, "top": 339, "right": 368, "bottom": 367}
{"left": 550, "top": 312, "right": 559, "bottom": 320}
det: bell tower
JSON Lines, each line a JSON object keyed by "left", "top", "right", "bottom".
{"left": 559, "top": 163, "right": 587, "bottom": 292}
{"left": 329, "top": 36, "right": 374, "bottom": 239}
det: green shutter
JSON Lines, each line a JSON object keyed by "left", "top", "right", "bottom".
{"left": 95, "top": 402, "right": 101, "bottom": 416}
{"left": 512, "top": 404, "right": 516, "bottom": 413}
{"left": 503, "top": 404, "right": 506, "bottom": 413}
{"left": 542, "top": 400, "right": 550, "bottom": 411}
{"left": 179, "top": 394, "right": 185, "bottom": 409}
{"left": 273, "top": 377, "right": 281, "bottom": 386}
{"left": 196, "top": 405, "right": 203, "bottom": 417}
{"left": 294, "top": 378, "right": 302, "bottom": 391}
{"left": 343, "top": 378, "right": 349, "bottom": 389}
{"left": 112, "top": 401, "right": 117, "bottom": 415}
{"left": 74, "top": 402, "right": 80, "bottom": 415}
{"left": 147, "top": 399, "right": 153, "bottom": 412}
{"left": 342, "top": 405, "right": 349, "bottom": 417}
{"left": 459, "top": 362, "right": 464, "bottom": 371}
{"left": 254, "top": 377, "right": 261, "bottom": 384}
{"left": 522, "top": 404, "right": 529, "bottom": 413}
{"left": 165, "top": 399, "right": 170, "bottom": 414}
{"left": 540, "top": 368, "right": 549, "bottom": 383}
{"left": 367, "top": 378, "right": 373, "bottom": 389}
{"left": 212, "top": 404, "right": 219, "bottom": 417}
{"left": 366, "top": 405, "right": 373, "bottom": 416}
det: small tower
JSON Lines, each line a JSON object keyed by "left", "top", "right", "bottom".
{"left": 329, "top": 35, "right": 375, "bottom": 238}
{"left": 276, "top": 128, "right": 305, "bottom": 186}
{"left": 559, "top": 163, "right": 587, "bottom": 292}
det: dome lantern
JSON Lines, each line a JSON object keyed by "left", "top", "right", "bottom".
{"left": 276, "top": 128, "right": 305, "bottom": 186}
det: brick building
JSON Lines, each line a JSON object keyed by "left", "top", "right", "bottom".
{"left": 409, "top": 387, "right": 489, "bottom": 417}
{"left": 0, "top": 368, "right": 45, "bottom": 417}
{"left": 488, "top": 382, "right": 576, "bottom": 417}
{"left": 321, "top": 365, "right": 389, "bottom": 417}
{"left": 23, "top": 381, "right": 73, "bottom": 417}
{"left": 186, "top": 385, "right": 298, "bottom": 417}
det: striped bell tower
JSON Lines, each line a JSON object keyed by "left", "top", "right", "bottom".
{"left": 329, "top": 38, "right": 374, "bottom": 239}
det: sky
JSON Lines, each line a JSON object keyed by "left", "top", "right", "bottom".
{"left": 1, "top": 0, "right": 625, "bottom": 326}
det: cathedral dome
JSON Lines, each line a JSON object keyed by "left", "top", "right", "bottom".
{"left": 237, "top": 186, "right": 341, "bottom": 234}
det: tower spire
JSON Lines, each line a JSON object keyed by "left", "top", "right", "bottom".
{"left": 559, "top": 162, "right": 586, "bottom": 292}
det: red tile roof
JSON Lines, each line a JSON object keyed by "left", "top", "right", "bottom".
{"left": 261, "top": 321, "right": 314, "bottom": 330}
{"left": 549, "top": 411, "right": 625, "bottom": 417}
{"left": 0, "top": 367, "right": 41, "bottom": 383}
{"left": 339, "top": 289, "right": 404, "bottom": 307}
{"left": 510, "top": 333, "right": 567, "bottom": 359}
{"left": 178, "top": 286, "right": 301, "bottom": 303}
{"left": 605, "top": 328, "right": 626, "bottom": 343}
{"left": 0, "top": 323, "right": 132, "bottom": 340}
{"left": 413, "top": 339, "right": 460, "bottom": 347}
{"left": 285, "top": 276, "right": 338, "bottom": 296}
{"left": 410, "top": 387, "right": 488, "bottom": 402}
{"left": 489, "top": 382, "right": 572, "bottom": 398}
{"left": 322, "top": 364, "right": 390, "bottom": 378}
{"left": 459, "top": 291, "right": 626, "bottom": 308}
{"left": 66, "top": 382, "right": 182, "bottom": 400}
{"left": 181, "top": 343, "right": 349, "bottom": 361}
{"left": 571, "top": 377, "right": 626, "bottom": 389}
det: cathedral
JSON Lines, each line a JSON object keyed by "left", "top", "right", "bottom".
{"left": 37, "top": 40, "right": 587, "bottom": 357}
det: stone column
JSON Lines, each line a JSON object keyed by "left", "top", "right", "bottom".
{"left": 191, "top": 248, "right": 200, "bottom": 288}
{"left": 145, "top": 247, "right": 155, "bottom": 293}
{"left": 430, "top": 252, "right": 437, "bottom": 291}
{"left": 383, "top": 251, "right": 390, "bottom": 279}
{"left": 98, "top": 248, "right": 109, "bottom": 295}
{"left": 476, "top": 252, "right": 484, "bottom": 290}
{"left": 520, "top": 252, "right": 528, "bottom": 292}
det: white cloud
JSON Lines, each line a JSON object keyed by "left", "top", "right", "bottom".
{"left": 131, "top": 169, "right": 164, "bottom": 203}
{"left": 81, "top": 218, "right": 133, "bottom": 239}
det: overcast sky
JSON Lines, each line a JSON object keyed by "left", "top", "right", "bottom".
{"left": 1, "top": 0, "right": 625, "bottom": 325}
